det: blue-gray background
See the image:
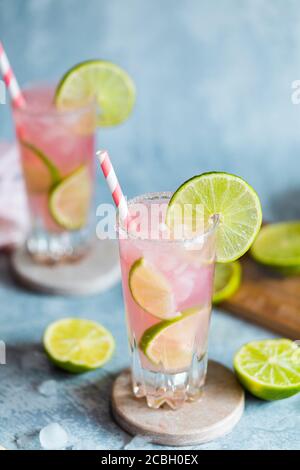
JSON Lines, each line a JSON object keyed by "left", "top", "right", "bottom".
{"left": 1, "top": 0, "right": 300, "bottom": 220}
{"left": 0, "top": 0, "right": 300, "bottom": 450}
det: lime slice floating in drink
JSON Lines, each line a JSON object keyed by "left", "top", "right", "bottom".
{"left": 55, "top": 60, "right": 136, "bottom": 126}
{"left": 49, "top": 165, "right": 91, "bottom": 230}
{"left": 213, "top": 261, "right": 242, "bottom": 304}
{"left": 21, "top": 140, "right": 61, "bottom": 193}
{"left": 129, "top": 258, "right": 177, "bottom": 319}
{"left": 234, "top": 339, "right": 300, "bottom": 400}
{"left": 166, "top": 172, "right": 262, "bottom": 263}
{"left": 251, "top": 222, "right": 300, "bottom": 269}
{"left": 43, "top": 318, "right": 115, "bottom": 373}
{"left": 139, "top": 307, "right": 200, "bottom": 371}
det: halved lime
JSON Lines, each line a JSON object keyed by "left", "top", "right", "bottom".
{"left": 251, "top": 222, "right": 300, "bottom": 268}
{"left": 129, "top": 258, "right": 176, "bottom": 319}
{"left": 21, "top": 140, "right": 61, "bottom": 193}
{"left": 234, "top": 339, "right": 300, "bottom": 400}
{"left": 274, "top": 265, "right": 300, "bottom": 276}
{"left": 55, "top": 60, "right": 135, "bottom": 126}
{"left": 139, "top": 307, "right": 200, "bottom": 371}
{"left": 166, "top": 172, "right": 262, "bottom": 263}
{"left": 43, "top": 318, "right": 115, "bottom": 373}
{"left": 213, "top": 261, "right": 242, "bottom": 304}
{"left": 49, "top": 165, "right": 92, "bottom": 230}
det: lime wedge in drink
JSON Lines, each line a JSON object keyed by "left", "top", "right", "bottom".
{"left": 213, "top": 261, "right": 242, "bottom": 304}
{"left": 166, "top": 172, "right": 262, "bottom": 262}
{"left": 43, "top": 318, "right": 115, "bottom": 373}
{"left": 234, "top": 339, "right": 300, "bottom": 400}
{"left": 139, "top": 307, "right": 200, "bottom": 371}
{"left": 55, "top": 60, "right": 136, "bottom": 126}
{"left": 251, "top": 222, "right": 300, "bottom": 268}
{"left": 21, "top": 140, "right": 61, "bottom": 193}
{"left": 129, "top": 258, "right": 177, "bottom": 319}
{"left": 49, "top": 165, "right": 91, "bottom": 230}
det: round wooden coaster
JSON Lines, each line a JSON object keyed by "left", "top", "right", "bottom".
{"left": 11, "top": 239, "right": 120, "bottom": 295}
{"left": 112, "top": 361, "right": 244, "bottom": 446}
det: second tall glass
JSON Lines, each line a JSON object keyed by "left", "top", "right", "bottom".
{"left": 13, "top": 83, "right": 97, "bottom": 263}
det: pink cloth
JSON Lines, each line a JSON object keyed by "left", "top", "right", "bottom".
{"left": 0, "top": 142, "right": 29, "bottom": 249}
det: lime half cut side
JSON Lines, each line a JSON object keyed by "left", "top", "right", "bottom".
{"left": 55, "top": 60, "right": 136, "bottom": 126}
{"left": 139, "top": 307, "right": 201, "bottom": 372}
{"left": 166, "top": 172, "right": 262, "bottom": 263}
{"left": 129, "top": 258, "right": 177, "bottom": 319}
{"left": 234, "top": 339, "right": 300, "bottom": 400}
{"left": 49, "top": 165, "right": 92, "bottom": 230}
{"left": 43, "top": 318, "right": 115, "bottom": 373}
{"left": 213, "top": 261, "right": 242, "bottom": 304}
{"left": 274, "top": 265, "right": 300, "bottom": 276}
{"left": 251, "top": 222, "right": 300, "bottom": 268}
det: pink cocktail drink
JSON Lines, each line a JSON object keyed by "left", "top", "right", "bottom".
{"left": 13, "top": 84, "right": 96, "bottom": 262}
{"left": 118, "top": 193, "right": 217, "bottom": 409}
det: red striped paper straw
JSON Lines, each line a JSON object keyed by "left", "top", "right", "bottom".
{"left": 0, "top": 41, "right": 25, "bottom": 108}
{"left": 97, "top": 149, "right": 129, "bottom": 225}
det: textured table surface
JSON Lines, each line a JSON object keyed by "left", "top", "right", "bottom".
{"left": 1, "top": 0, "right": 300, "bottom": 450}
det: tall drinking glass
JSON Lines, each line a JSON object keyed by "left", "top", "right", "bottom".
{"left": 118, "top": 192, "right": 217, "bottom": 409}
{"left": 13, "top": 83, "right": 97, "bottom": 263}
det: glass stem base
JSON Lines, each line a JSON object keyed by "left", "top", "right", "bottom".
{"left": 131, "top": 351, "right": 208, "bottom": 410}
{"left": 26, "top": 229, "right": 93, "bottom": 264}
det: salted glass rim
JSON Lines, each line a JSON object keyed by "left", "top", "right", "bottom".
{"left": 117, "top": 191, "right": 219, "bottom": 244}
{"left": 12, "top": 81, "right": 97, "bottom": 119}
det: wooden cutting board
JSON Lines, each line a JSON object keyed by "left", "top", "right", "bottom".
{"left": 220, "top": 255, "right": 300, "bottom": 339}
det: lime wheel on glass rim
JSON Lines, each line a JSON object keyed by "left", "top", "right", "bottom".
{"left": 166, "top": 172, "right": 262, "bottom": 263}
{"left": 55, "top": 60, "right": 136, "bottom": 126}
{"left": 43, "top": 318, "right": 115, "bottom": 373}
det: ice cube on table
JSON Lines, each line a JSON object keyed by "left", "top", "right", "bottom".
{"left": 37, "top": 380, "right": 57, "bottom": 397}
{"left": 39, "top": 423, "right": 68, "bottom": 450}
{"left": 124, "top": 434, "right": 152, "bottom": 450}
